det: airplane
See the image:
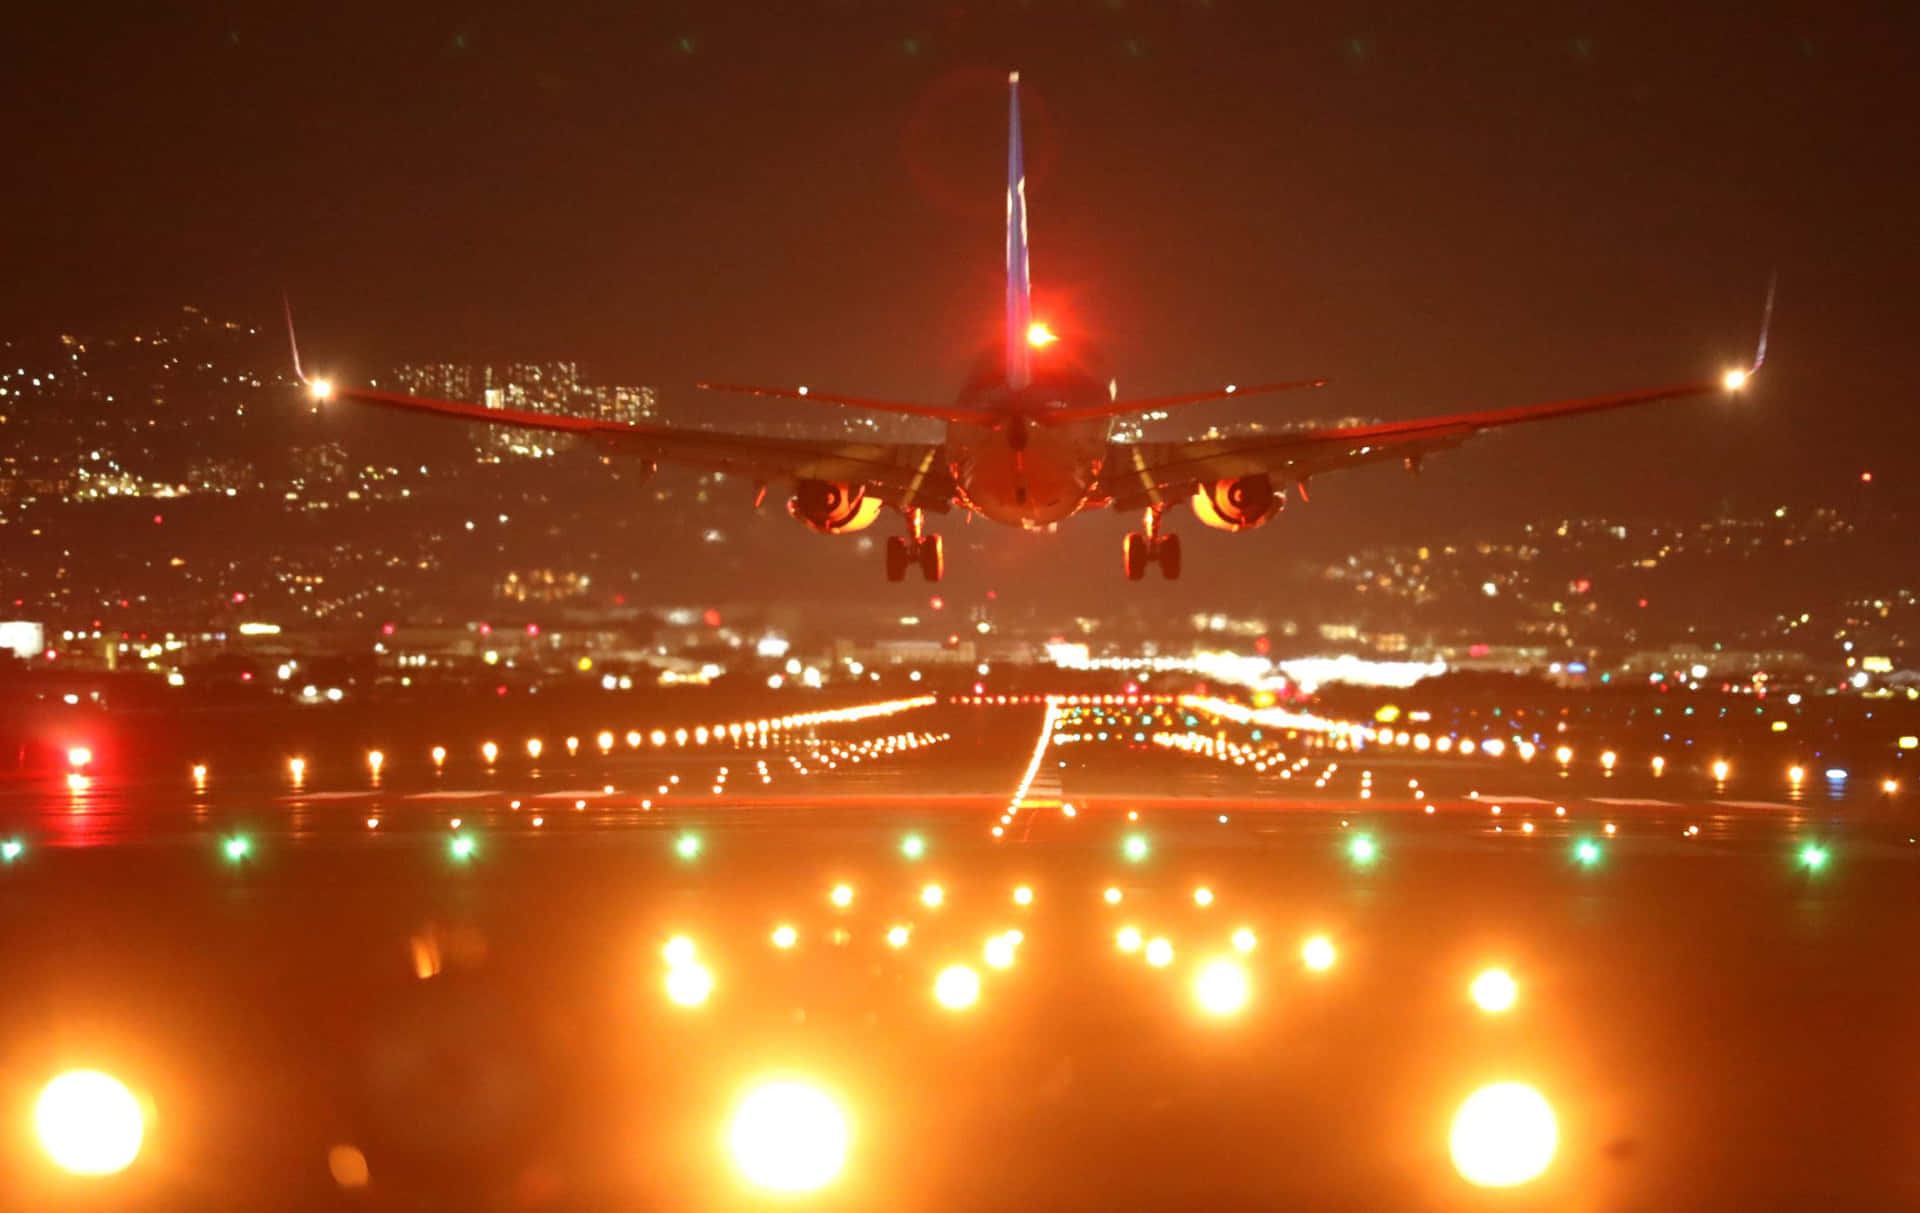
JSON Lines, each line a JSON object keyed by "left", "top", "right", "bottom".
{"left": 288, "top": 72, "right": 1768, "bottom": 583}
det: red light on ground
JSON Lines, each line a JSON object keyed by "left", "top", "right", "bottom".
{"left": 526, "top": 623, "right": 539, "bottom": 636}
{"left": 381, "top": 623, "right": 395, "bottom": 635}
{"left": 929, "top": 597, "right": 945, "bottom": 610}
{"left": 67, "top": 747, "right": 91, "bottom": 769}
{"left": 231, "top": 592, "right": 246, "bottom": 604}
{"left": 151, "top": 514, "right": 163, "bottom": 525}
{"left": 1861, "top": 471, "right": 1873, "bottom": 484}
{"left": 703, "top": 609, "right": 722, "bottom": 627}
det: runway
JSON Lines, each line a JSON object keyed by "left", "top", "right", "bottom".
{"left": 3, "top": 696, "right": 1916, "bottom": 1208}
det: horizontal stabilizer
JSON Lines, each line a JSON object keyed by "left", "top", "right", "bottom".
{"left": 1048, "top": 378, "right": 1329, "bottom": 424}
{"left": 696, "top": 382, "right": 1001, "bottom": 427}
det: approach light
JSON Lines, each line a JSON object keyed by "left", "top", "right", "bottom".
{"left": 67, "top": 746, "right": 91, "bottom": 769}
{"left": 1799, "top": 843, "right": 1828, "bottom": 871}
{"left": 901, "top": 834, "right": 926, "bottom": 860}
{"left": 1194, "top": 959, "right": 1251, "bottom": 1016}
{"left": 665, "top": 961, "right": 713, "bottom": 1007}
{"left": 1145, "top": 937, "right": 1175, "bottom": 968}
{"left": 729, "top": 1080, "right": 849, "bottom": 1194}
{"left": 920, "top": 883, "right": 944, "bottom": 908}
{"left": 1231, "top": 927, "right": 1257, "bottom": 954}
{"left": 886, "top": 925, "right": 910, "bottom": 948}
{"left": 1348, "top": 835, "right": 1377, "bottom": 865}
{"left": 449, "top": 835, "right": 476, "bottom": 861}
{"left": 1450, "top": 1082, "right": 1557, "bottom": 1188}
{"left": 1123, "top": 834, "right": 1149, "bottom": 861}
{"left": 771, "top": 924, "right": 798, "bottom": 949}
{"left": 676, "top": 833, "right": 702, "bottom": 860}
{"left": 1116, "top": 926, "right": 1143, "bottom": 953}
{"left": 1012, "top": 885, "right": 1034, "bottom": 906}
{"left": 829, "top": 883, "right": 854, "bottom": 908}
{"left": 35, "top": 1070, "right": 144, "bottom": 1176}
{"left": 983, "top": 934, "right": 1016, "bottom": 969}
{"left": 310, "top": 377, "right": 335, "bottom": 401}
{"left": 1723, "top": 369, "right": 1748, "bottom": 391}
{"left": 1302, "top": 935, "right": 1336, "bottom": 971}
{"left": 1026, "top": 321, "right": 1058, "bottom": 348}
{"left": 1574, "top": 839, "right": 1602, "bottom": 866}
{"left": 663, "top": 936, "right": 696, "bottom": 966}
{"left": 223, "top": 835, "right": 251, "bottom": 863}
{"left": 1712, "top": 759, "right": 1731, "bottom": 782}
{"left": 1193, "top": 886, "right": 1214, "bottom": 907}
{"left": 1471, "top": 968, "right": 1518, "bottom": 1013}
{"left": 934, "top": 964, "right": 981, "bottom": 1009}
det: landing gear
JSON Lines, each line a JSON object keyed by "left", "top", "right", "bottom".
{"left": 886, "top": 511, "right": 943, "bottom": 582}
{"left": 1123, "top": 509, "right": 1182, "bottom": 580}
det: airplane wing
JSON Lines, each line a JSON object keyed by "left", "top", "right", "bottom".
{"left": 308, "top": 381, "right": 958, "bottom": 513}
{"left": 1098, "top": 375, "right": 1741, "bottom": 513}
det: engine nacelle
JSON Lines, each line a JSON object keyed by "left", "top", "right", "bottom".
{"left": 1190, "top": 474, "right": 1282, "bottom": 531}
{"left": 788, "top": 479, "right": 885, "bottom": 534}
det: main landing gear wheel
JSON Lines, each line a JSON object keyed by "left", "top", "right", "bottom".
{"left": 886, "top": 532, "right": 944, "bottom": 582}
{"left": 1122, "top": 531, "right": 1181, "bottom": 580}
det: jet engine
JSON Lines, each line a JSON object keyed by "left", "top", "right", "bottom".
{"left": 788, "top": 480, "right": 885, "bottom": 534}
{"left": 1190, "top": 474, "right": 1281, "bottom": 531}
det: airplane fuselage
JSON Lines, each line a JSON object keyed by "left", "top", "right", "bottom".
{"left": 945, "top": 412, "right": 1112, "bottom": 527}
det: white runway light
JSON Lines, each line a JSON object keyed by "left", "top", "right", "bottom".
{"left": 1450, "top": 1082, "right": 1557, "bottom": 1187}
{"left": 729, "top": 1080, "right": 850, "bottom": 1193}
{"left": 35, "top": 1070, "right": 144, "bottom": 1175}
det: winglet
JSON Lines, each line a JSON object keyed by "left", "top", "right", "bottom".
{"left": 283, "top": 292, "right": 309, "bottom": 385}
{"left": 1750, "top": 271, "right": 1776, "bottom": 375}
{"left": 1004, "top": 70, "right": 1033, "bottom": 392}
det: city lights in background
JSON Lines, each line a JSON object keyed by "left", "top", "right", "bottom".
{"left": 1471, "top": 968, "right": 1518, "bottom": 1013}
{"left": 729, "top": 1080, "right": 849, "bottom": 1194}
{"left": 1450, "top": 1082, "right": 1557, "bottom": 1188}
{"left": 34, "top": 1070, "right": 144, "bottom": 1176}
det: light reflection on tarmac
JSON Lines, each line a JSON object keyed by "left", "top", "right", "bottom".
{"left": 0, "top": 699, "right": 1915, "bottom": 1208}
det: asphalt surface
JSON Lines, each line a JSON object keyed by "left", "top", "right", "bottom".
{"left": 2, "top": 698, "right": 1917, "bottom": 1209}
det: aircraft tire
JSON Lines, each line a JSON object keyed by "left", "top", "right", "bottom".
{"left": 1124, "top": 533, "right": 1149, "bottom": 580}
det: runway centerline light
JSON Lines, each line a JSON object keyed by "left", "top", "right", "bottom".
{"left": 1471, "top": 968, "right": 1518, "bottom": 1013}
{"left": 1192, "top": 886, "right": 1214, "bottom": 907}
{"left": 1348, "top": 835, "right": 1377, "bottom": 865}
{"left": 829, "top": 883, "right": 854, "bottom": 908}
{"left": 449, "top": 835, "right": 476, "bottom": 861}
{"left": 1116, "top": 926, "right": 1143, "bottom": 953}
{"left": 729, "top": 1080, "right": 849, "bottom": 1194}
{"left": 984, "top": 934, "right": 1016, "bottom": 969}
{"left": 1194, "top": 958, "right": 1251, "bottom": 1016}
{"left": 676, "top": 833, "right": 702, "bottom": 860}
{"left": 934, "top": 964, "right": 980, "bottom": 1009}
{"left": 35, "top": 1070, "right": 144, "bottom": 1175}
{"left": 1145, "top": 937, "right": 1174, "bottom": 968}
{"left": 663, "top": 936, "right": 696, "bottom": 966}
{"left": 1574, "top": 839, "right": 1602, "bottom": 866}
{"left": 1013, "top": 885, "right": 1034, "bottom": 906}
{"left": 67, "top": 746, "right": 91, "bottom": 769}
{"left": 1302, "top": 935, "right": 1336, "bottom": 971}
{"left": 1231, "top": 927, "right": 1257, "bottom": 954}
{"left": 223, "top": 835, "right": 251, "bottom": 863}
{"left": 901, "top": 834, "right": 926, "bottom": 860}
{"left": 886, "top": 925, "right": 910, "bottom": 948}
{"left": 1799, "top": 843, "right": 1829, "bottom": 871}
{"left": 1450, "top": 1082, "right": 1557, "bottom": 1188}
{"left": 1123, "top": 834, "right": 1149, "bottom": 862}
{"left": 771, "top": 924, "right": 798, "bottom": 949}
{"left": 920, "top": 883, "right": 944, "bottom": 908}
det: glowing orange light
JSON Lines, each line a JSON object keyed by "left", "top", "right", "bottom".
{"left": 310, "top": 378, "right": 334, "bottom": 401}
{"left": 66, "top": 747, "right": 91, "bottom": 769}
{"left": 1026, "top": 321, "right": 1058, "bottom": 348}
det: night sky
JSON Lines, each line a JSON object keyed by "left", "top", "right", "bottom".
{"left": 7, "top": 4, "right": 1917, "bottom": 546}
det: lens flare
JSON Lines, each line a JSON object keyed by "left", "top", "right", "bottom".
{"left": 729, "top": 1080, "right": 850, "bottom": 1194}
{"left": 1450, "top": 1082, "right": 1557, "bottom": 1187}
{"left": 35, "top": 1070, "right": 144, "bottom": 1175}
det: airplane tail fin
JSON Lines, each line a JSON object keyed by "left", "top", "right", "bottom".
{"left": 1005, "top": 71, "right": 1032, "bottom": 392}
